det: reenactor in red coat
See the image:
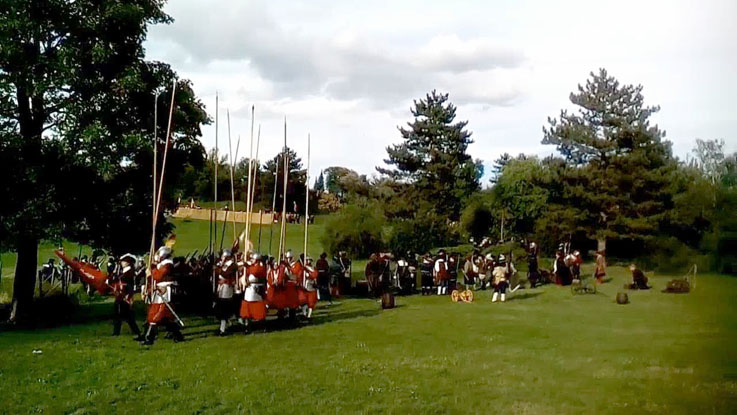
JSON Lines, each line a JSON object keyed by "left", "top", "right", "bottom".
{"left": 142, "top": 246, "right": 183, "bottom": 345}
{"left": 298, "top": 256, "right": 319, "bottom": 319}
{"left": 239, "top": 252, "right": 268, "bottom": 333}
{"left": 284, "top": 250, "right": 301, "bottom": 314}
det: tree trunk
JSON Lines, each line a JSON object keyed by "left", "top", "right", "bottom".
{"left": 9, "top": 237, "right": 38, "bottom": 323}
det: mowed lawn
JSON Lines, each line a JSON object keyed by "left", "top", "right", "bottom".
{"left": 0, "top": 217, "right": 736, "bottom": 414}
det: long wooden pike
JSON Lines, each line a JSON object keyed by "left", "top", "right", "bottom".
{"left": 227, "top": 109, "right": 237, "bottom": 239}
{"left": 268, "top": 155, "right": 279, "bottom": 257}
{"left": 246, "top": 124, "right": 261, "bottom": 244}
{"left": 303, "top": 133, "right": 310, "bottom": 261}
{"left": 243, "top": 105, "right": 255, "bottom": 250}
{"left": 278, "top": 117, "right": 288, "bottom": 260}
{"left": 212, "top": 91, "right": 219, "bottom": 293}
{"left": 148, "top": 79, "right": 177, "bottom": 300}
{"left": 152, "top": 91, "right": 159, "bottom": 252}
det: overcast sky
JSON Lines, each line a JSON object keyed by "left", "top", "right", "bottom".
{"left": 144, "top": 0, "right": 737, "bottom": 185}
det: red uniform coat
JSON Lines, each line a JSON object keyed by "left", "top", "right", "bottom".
{"left": 240, "top": 260, "right": 268, "bottom": 321}
{"left": 298, "top": 265, "right": 319, "bottom": 309}
{"left": 147, "top": 262, "right": 175, "bottom": 324}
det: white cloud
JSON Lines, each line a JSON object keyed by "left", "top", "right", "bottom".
{"left": 144, "top": 0, "right": 737, "bottom": 182}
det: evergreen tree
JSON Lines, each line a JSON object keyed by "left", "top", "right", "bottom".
{"left": 378, "top": 90, "right": 481, "bottom": 220}
{"left": 541, "top": 69, "right": 676, "bottom": 250}
{"left": 314, "top": 170, "right": 325, "bottom": 192}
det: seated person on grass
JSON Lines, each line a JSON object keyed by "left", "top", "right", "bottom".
{"left": 628, "top": 264, "right": 651, "bottom": 290}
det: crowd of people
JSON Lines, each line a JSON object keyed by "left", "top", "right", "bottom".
{"left": 45, "top": 237, "right": 663, "bottom": 346}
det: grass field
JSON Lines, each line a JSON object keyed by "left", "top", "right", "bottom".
{"left": 1, "top": 217, "right": 736, "bottom": 414}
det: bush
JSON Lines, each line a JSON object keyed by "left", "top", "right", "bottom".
{"left": 317, "top": 192, "right": 343, "bottom": 213}
{"left": 320, "top": 203, "right": 385, "bottom": 258}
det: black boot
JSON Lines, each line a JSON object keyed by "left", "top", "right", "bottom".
{"left": 141, "top": 324, "right": 157, "bottom": 346}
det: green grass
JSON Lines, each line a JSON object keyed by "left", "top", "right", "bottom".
{"left": 0, "top": 267, "right": 735, "bottom": 414}
{"left": 1, "top": 217, "right": 736, "bottom": 413}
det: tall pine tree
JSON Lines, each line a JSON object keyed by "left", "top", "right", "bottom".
{"left": 378, "top": 90, "right": 481, "bottom": 220}
{"left": 541, "top": 69, "right": 676, "bottom": 251}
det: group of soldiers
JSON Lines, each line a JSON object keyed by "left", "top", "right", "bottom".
{"left": 95, "top": 245, "right": 354, "bottom": 345}
{"left": 362, "top": 248, "right": 520, "bottom": 303}
{"left": 52, "top": 236, "right": 614, "bottom": 345}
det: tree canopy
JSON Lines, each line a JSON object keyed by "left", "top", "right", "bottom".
{"left": 0, "top": 0, "right": 208, "bottom": 320}
{"left": 378, "top": 90, "right": 482, "bottom": 221}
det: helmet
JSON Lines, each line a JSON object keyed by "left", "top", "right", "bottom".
{"left": 498, "top": 254, "right": 506, "bottom": 264}
{"left": 530, "top": 242, "right": 536, "bottom": 249}
{"left": 305, "top": 256, "right": 313, "bottom": 264}
{"left": 250, "top": 252, "right": 260, "bottom": 261}
{"left": 221, "top": 249, "right": 233, "bottom": 259}
{"left": 485, "top": 253, "right": 494, "bottom": 261}
{"left": 285, "top": 250, "right": 293, "bottom": 259}
{"left": 156, "top": 246, "right": 172, "bottom": 261}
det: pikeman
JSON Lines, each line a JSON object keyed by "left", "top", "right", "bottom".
{"left": 433, "top": 249, "right": 450, "bottom": 295}
{"left": 298, "top": 256, "right": 318, "bottom": 319}
{"left": 420, "top": 253, "right": 434, "bottom": 295}
{"left": 491, "top": 254, "right": 509, "bottom": 303}
{"left": 284, "top": 250, "right": 301, "bottom": 318}
{"left": 215, "top": 249, "right": 238, "bottom": 336}
{"left": 239, "top": 252, "right": 267, "bottom": 333}
{"left": 110, "top": 254, "right": 142, "bottom": 339}
{"left": 142, "top": 246, "right": 183, "bottom": 345}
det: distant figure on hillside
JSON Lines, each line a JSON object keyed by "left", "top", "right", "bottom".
{"left": 627, "top": 264, "right": 651, "bottom": 290}
{"left": 594, "top": 251, "right": 607, "bottom": 283}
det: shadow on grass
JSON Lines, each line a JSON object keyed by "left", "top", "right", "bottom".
{"left": 508, "top": 291, "right": 544, "bottom": 301}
